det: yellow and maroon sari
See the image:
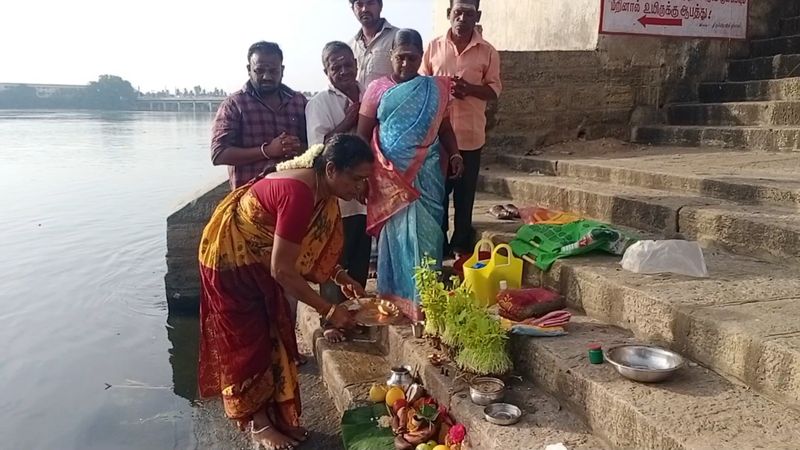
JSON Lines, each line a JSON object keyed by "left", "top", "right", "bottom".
{"left": 197, "top": 178, "right": 342, "bottom": 429}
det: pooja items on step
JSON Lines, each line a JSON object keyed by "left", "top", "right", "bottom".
{"left": 415, "top": 256, "right": 449, "bottom": 336}
{"left": 387, "top": 366, "right": 414, "bottom": 391}
{"left": 519, "top": 205, "right": 581, "bottom": 225}
{"left": 621, "top": 240, "right": 709, "bottom": 278}
{"left": 496, "top": 284, "right": 571, "bottom": 337}
{"left": 462, "top": 240, "right": 523, "bottom": 306}
{"left": 499, "top": 310, "right": 572, "bottom": 337}
{"left": 510, "top": 220, "right": 636, "bottom": 270}
{"left": 496, "top": 286, "right": 563, "bottom": 321}
{"left": 357, "top": 371, "right": 467, "bottom": 450}
{"left": 416, "top": 257, "right": 512, "bottom": 376}
{"left": 351, "top": 298, "right": 407, "bottom": 326}
{"left": 604, "top": 345, "right": 685, "bottom": 383}
{"left": 469, "top": 377, "right": 506, "bottom": 405}
{"left": 588, "top": 344, "right": 604, "bottom": 364}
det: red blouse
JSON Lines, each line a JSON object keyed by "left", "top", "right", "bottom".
{"left": 250, "top": 177, "right": 314, "bottom": 244}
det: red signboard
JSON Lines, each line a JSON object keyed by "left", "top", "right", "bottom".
{"left": 600, "top": 0, "right": 749, "bottom": 40}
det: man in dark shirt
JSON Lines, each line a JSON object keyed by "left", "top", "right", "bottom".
{"left": 211, "top": 41, "right": 307, "bottom": 189}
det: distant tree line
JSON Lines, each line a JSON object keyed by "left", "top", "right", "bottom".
{"left": 0, "top": 75, "right": 228, "bottom": 110}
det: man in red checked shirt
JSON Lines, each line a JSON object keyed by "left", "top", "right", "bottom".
{"left": 211, "top": 41, "right": 308, "bottom": 189}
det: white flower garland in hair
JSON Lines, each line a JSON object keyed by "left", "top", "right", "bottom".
{"left": 276, "top": 144, "right": 325, "bottom": 172}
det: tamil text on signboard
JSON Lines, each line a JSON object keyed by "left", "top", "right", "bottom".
{"left": 600, "top": 0, "right": 748, "bottom": 40}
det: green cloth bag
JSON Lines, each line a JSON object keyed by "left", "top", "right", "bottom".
{"left": 341, "top": 404, "right": 396, "bottom": 450}
{"left": 510, "top": 220, "right": 636, "bottom": 270}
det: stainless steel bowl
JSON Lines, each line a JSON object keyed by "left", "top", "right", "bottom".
{"left": 605, "top": 345, "right": 686, "bottom": 383}
{"left": 469, "top": 377, "right": 505, "bottom": 405}
{"left": 483, "top": 403, "right": 522, "bottom": 426}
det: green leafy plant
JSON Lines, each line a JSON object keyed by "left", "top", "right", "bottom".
{"left": 415, "top": 257, "right": 512, "bottom": 375}
{"left": 441, "top": 277, "right": 476, "bottom": 348}
{"left": 414, "top": 255, "right": 448, "bottom": 336}
{"left": 456, "top": 307, "right": 512, "bottom": 376}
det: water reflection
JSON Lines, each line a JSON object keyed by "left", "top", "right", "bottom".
{"left": 167, "top": 313, "right": 201, "bottom": 402}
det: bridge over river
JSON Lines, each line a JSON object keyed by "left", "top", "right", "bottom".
{"left": 136, "top": 96, "right": 224, "bottom": 112}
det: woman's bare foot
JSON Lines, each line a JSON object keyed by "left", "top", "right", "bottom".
{"left": 323, "top": 328, "right": 346, "bottom": 343}
{"left": 252, "top": 413, "right": 297, "bottom": 450}
{"left": 280, "top": 425, "right": 309, "bottom": 443}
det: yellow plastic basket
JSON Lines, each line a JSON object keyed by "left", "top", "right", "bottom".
{"left": 463, "top": 239, "right": 523, "bottom": 306}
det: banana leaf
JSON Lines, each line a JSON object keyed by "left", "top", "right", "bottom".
{"left": 341, "top": 404, "right": 395, "bottom": 450}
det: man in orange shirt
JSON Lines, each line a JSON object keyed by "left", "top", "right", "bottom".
{"left": 421, "top": 0, "right": 502, "bottom": 257}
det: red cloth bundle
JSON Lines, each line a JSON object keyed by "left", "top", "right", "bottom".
{"left": 497, "top": 287, "right": 564, "bottom": 322}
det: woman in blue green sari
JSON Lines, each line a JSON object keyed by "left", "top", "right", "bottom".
{"left": 357, "top": 29, "right": 463, "bottom": 321}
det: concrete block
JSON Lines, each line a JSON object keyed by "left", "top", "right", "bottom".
{"left": 782, "top": 16, "right": 800, "bottom": 36}
{"left": 166, "top": 287, "right": 201, "bottom": 314}
{"left": 166, "top": 182, "right": 229, "bottom": 226}
{"left": 632, "top": 125, "right": 800, "bottom": 151}
{"left": 498, "top": 151, "right": 800, "bottom": 207}
{"left": 481, "top": 164, "right": 800, "bottom": 263}
{"left": 699, "top": 78, "right": 800, "bottom": 103}
{"left": 165, "top": 181, "right": 229, "bottom": 314}
{"left": 679, "top": 204, "right": 800, "bottom": 262}
{"left": 478, "top": 169, "right": 693, "bottom": 235}
{"left": 297, "top": 303, "right": 389, "bottom": 414}
{"left": 728, "top": 54, "right": 800, "bottom": 81}
{"left": 667, "top": 101, "right": 800, "bottom": 127}
{"left": 751, "top": 34, "right": 800, "bottom": 58}
{"left": 166, "top": 223, "right": 204, "bottom": 255}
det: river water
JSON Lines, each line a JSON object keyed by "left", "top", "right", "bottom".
{"left": 0, "top": 110, "right": 229, "bottom": 449}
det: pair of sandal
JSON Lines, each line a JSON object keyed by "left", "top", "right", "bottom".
{"left": 252, "top": 423, "right": 309, "bottom": 450}
{"left": 488, "top": 203, "right": 521, "bottom": 220}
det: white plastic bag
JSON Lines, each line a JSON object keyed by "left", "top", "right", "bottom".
{"left": 621, "top": 240, "right": 708, "bottom": 278}
{"left": 545, "top": 444, "right": 569, "bottom": 450}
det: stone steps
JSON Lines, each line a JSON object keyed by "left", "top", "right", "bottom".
{"left": 667, "top": 101, "right": 800, "bottom": 126}
{"left": 632, "top": 124, "right": 800, "bottom": 151}
{"left": 300, "top": 268, "right": 800, "bottom": 449}
{"left": 478, "top": 168, "right": 800, "bottom": 262}
{"left": 497, "top": 150, "right": 800, "bottom": 207}
{"left": 471, "top": 194, "right": 800, "bottom": 413}
{"left": 698, "top": 77, "right": 800, "bottom": 103}
{"left": 751, "top": 34, "right": 800, "bottom": 58}
{"left": 510, "top": 316, "right": 800, "bottom": 450}
{"left": 728, "top": 54, "right": 800, "bottom": 81}
{"left": 782, "top": 16, "right": 800, "bottom": 37}
{"left": 297, "top": 303, "right": 607, "bottom": 449}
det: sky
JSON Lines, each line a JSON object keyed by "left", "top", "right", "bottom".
{"left": 1, "top": 0, "right": 436, "bottom": 94}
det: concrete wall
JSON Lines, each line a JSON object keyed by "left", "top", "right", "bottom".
{"left": 165, "top": 181, "right": 229, "bottom": 314}
{"left": 437, "top": 0, "right": 795, "bottom": 149}
{"left": 487, "top": 36, "right": 747, "bottom": 148}
{"left": 433, "top": 0, "right": 599, "bottom": 51}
